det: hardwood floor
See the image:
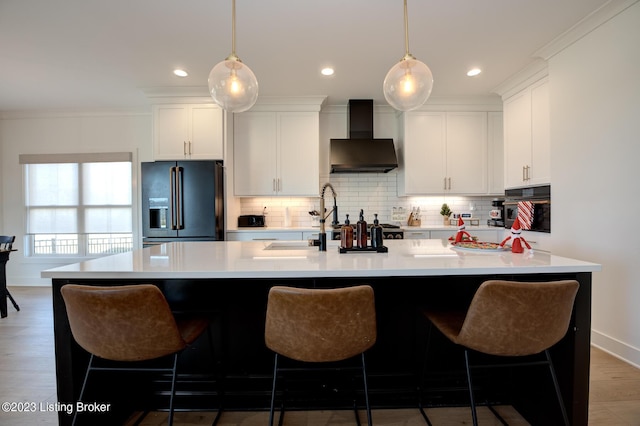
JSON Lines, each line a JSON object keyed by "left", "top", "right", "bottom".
{"left": 1, "top": 286, "right": 638, "bottom": 425}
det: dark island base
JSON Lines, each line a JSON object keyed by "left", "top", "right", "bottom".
{"left": 52, "top": 272, "right": 591, "bottom": 426}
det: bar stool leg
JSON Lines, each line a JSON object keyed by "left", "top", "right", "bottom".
{"left": 361, "top": 353, "right": 372, "bottom": 426}
{"left": 6, "top": 289, "right": 20, "bottom": 311}
{"left": 268, "top": 353, "right": 279, "bottom": 426}
{"left": 546, "top": 350, "right": 570, "bottom": 426}
{"left": 464, "top": 350, "right": 479, "bottom": 426}
{"left": 418, "top": 322, "right": 433, "bottom": 426}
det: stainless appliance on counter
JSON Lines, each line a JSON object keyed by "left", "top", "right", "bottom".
{"left": 487, "top": 198, "right": 505, "bottom": 228}
{"left": 142, "top": 161, "right": 224, "bottom": 246}
{"left": 330, "top": 223, "right": 404, "bottom": 241}
{"left": 504, "top": 185, "right": 551, "bottom": 233}
{"left": 238, "top": 215, "right": 265, "bottom": 227}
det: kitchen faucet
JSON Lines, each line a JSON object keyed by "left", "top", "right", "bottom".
{"left": 318, "top": 183, "right": 338, "bottom": 251}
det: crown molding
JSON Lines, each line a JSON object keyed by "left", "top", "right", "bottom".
{"left": 492, "top": 60, "right": 549, "bottom": 100}
{"left": 248, "top": 96, "right": 327, "bottom": 112}
{"left": 534, "top": 0, "right": 639, "bottom": 60}
{"left": 0, "top": 108, "right": 150, "bottom": 120}
{"left": 141, "top": 88, "right": 327, "bottom": 112}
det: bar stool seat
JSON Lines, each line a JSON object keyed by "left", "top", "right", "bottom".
{"left": 420, "top": 279, "right": 579, "bottom": 426}
{"left": 61, "top": 284, "right": 222, "bottom": 426}
{"left": 265, "top": 285, "right": 377, "bottom": 426}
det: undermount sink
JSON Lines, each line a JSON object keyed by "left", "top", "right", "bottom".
{"left": 264, "top": 241, "right": 315, "bottom": 250}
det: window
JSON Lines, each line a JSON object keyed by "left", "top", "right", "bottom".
{"left": 20, "top": 153, "right": 133, "bottom": 257}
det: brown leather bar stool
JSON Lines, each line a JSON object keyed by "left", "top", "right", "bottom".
{"left": 61, "top": 284, "right": 222, "bottom": 426}
{"left": 420, "top": 279, "right": 579, "bottom": 426}
{"left": 265, "top": 285, "right": 377, "bottom": 426}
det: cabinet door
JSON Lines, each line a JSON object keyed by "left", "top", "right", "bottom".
{"left": 153, "top": 104, "right": 223, "bottom": 161}
{"left": 488, "top": 112, "right": 504, "bottom": 194}
{"left": 446, "top": 112, "right": 488, "bottom": 194}
{"left": 402, "top": 112, "right": 446, "bottom": 194}
{"left": 234, "top": 112, "right": 278, "bottom": 195}
{"left": 189, "top": 105, "right": 223, "bottom": 160}
{"left": 403, "top": 230, "right": 430, "bottom": 239}
{"left": 530, "top": 79, "right": 551, "bottom": 185}
{"left": 226, "top": 231, "right": 303, "bottom": 241}
{"left": 153, "top": 105, "right": 190, "bottom": 160}
{"left": 430, "top": 230, "right": 455, "bottom": 240}
{"left": 278, "top": 112, "right": 319, "bottom": 196}
{"left": 503, "top": 89, "right": 532, "bottom": 188}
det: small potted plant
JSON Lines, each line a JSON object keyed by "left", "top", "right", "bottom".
{"left": 440, "top": 203, "right": 452, "bottom": 225}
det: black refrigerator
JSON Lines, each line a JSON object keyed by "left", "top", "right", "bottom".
{"left": 142, "top": 160, "right": 224, "bottom": 245}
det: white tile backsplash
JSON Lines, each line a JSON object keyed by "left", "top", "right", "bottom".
{"left": 239, "top": 172, "right": 501, "bottom": 228}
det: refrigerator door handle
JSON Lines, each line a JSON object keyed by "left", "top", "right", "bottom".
{"left": 176, "top": 166, "right": 184, "bottom": 230}
{"left": 170, "top": 167, "right": 178, "bottom": 230}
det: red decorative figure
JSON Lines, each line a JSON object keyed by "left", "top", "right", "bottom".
{"left": 500, "top": 217, "right": 532, "bottom": 253}
{"left": 454, "top": 217, "right": 472, "bottom": 243}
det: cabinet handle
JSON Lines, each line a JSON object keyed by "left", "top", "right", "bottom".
{"left": 527, "top": 165, "right": 531, "bottom": 181}
{"left": 273, "top": 178, "right": 276, "bottom": 192}
{"left": 448, "top": 177, "right": 451, "bottom": 190}
{"left": 443, "top": 177, "right": 447, "bottom": 190}
{"left": 183, "top": 141, "right": 187, "bottom": 156}
{"left": 278, "top": 178, "right": 282, "bottom": 192}
{"left": 188, "top": 141, "right": 192, "bottom": 156}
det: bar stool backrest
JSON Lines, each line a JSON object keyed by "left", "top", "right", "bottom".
{"left": 265, "top": 285, "right": 377, "bottom": 363}
{"left": 0, "top": 236, "right": 15, "bottom": 251}
{"left": 61, "top": 284, "right": 190, "bottom": 361}
{"left": 456, "top": 280, "right": 579, "bottom": 356}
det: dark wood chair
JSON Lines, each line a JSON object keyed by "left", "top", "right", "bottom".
{"left": 265, "top": 285, "right": 377, "bottom": 426}
{"left": 420, "top": 279, "right": 579, "bottom": 426}
{"left": 0, "top": 235, "right": 20, "bottom": 318}
{"left": 61, "top": 284, "right": 222, "bottom": 426}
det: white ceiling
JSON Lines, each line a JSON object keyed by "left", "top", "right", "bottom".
{"left": 0, "top": 0, "right": 611, "bottom": 111}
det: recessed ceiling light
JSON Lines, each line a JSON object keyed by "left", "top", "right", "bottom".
{"left": 173, "top": 69, "right": 188, "bottom": 77}
{"left": 467, "top": 68, "right": 482, "bottom": 77}
{"left": 321, "top": 67, "right": 335, "bottom": 76}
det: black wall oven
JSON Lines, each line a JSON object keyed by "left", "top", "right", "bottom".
{"left": 504, "top": 185, "right": 551, "bottom": 233}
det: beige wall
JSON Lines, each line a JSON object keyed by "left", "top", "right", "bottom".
{"left": 0, "top": 111, "right": 152, "bottom": 284}
{"left": 549, "top": 2, "right": 640, "bottom": 366}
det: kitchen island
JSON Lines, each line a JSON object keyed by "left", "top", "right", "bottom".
{"left": 43, "top": 239, "right": 600, "bottom": 425}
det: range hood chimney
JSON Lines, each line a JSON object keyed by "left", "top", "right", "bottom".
{"left": 330, "top": 99, "right": 398, "bottom": 173}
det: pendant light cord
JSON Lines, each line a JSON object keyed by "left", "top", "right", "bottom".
{"left": 231, "top": 0, "right": 236, "bottom": 57}
{"left": 403, "top": 0, "right": 410, "bottom": 57}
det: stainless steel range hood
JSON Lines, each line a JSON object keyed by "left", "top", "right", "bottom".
{"left": 330, "top": 99, "right": 398, "bottom": 173}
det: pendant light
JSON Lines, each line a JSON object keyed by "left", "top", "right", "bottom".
{"left": 208, "top": 0, "right": 258, "bottom": 113}
{"left": 383, "top": 0, "right": 433, "bottom": 112}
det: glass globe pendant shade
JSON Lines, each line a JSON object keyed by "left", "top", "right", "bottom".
{"left": 208, "top": 55, "right": 258, "bottom": 113}
{"left": 383, "top": 54, "right": 433, "bottom": 112}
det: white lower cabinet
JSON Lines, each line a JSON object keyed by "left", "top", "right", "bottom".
{"left": 302, "top": 231, "right": 321, "bottom": 241}
{"left": 403, "top": 230, "right": 431, "bottom": 240}
{"left": 226, "top": 231, "right": 304, "bottom": 241}
{"left": 431, "top": 229, "right": 501, "bottom": 242}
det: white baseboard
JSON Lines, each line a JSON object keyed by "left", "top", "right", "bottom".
{"left": 591, "top": 329, "right": 640, "bottom": 369}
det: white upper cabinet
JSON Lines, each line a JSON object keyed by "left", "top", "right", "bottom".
{"left": 503, "top": 77, "right": 550, "bottom": 188}
{"left": 488, "top": 112, "right": 505, "bottom": 194}
{"left": 234, "top": 111, "right": 320, "bottom": 196}
{"left": 398, "top": 111, "right": 489, "bottom": 195}
{"left": 153, "top": 104, "right": 224, "bottom": 160}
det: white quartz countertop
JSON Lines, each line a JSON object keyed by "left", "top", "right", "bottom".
{"left": 228, "top": 225, "right": 500, "bottom": 232}
{"left": 41, "top": 239, "right": 601, "bottom": 280}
